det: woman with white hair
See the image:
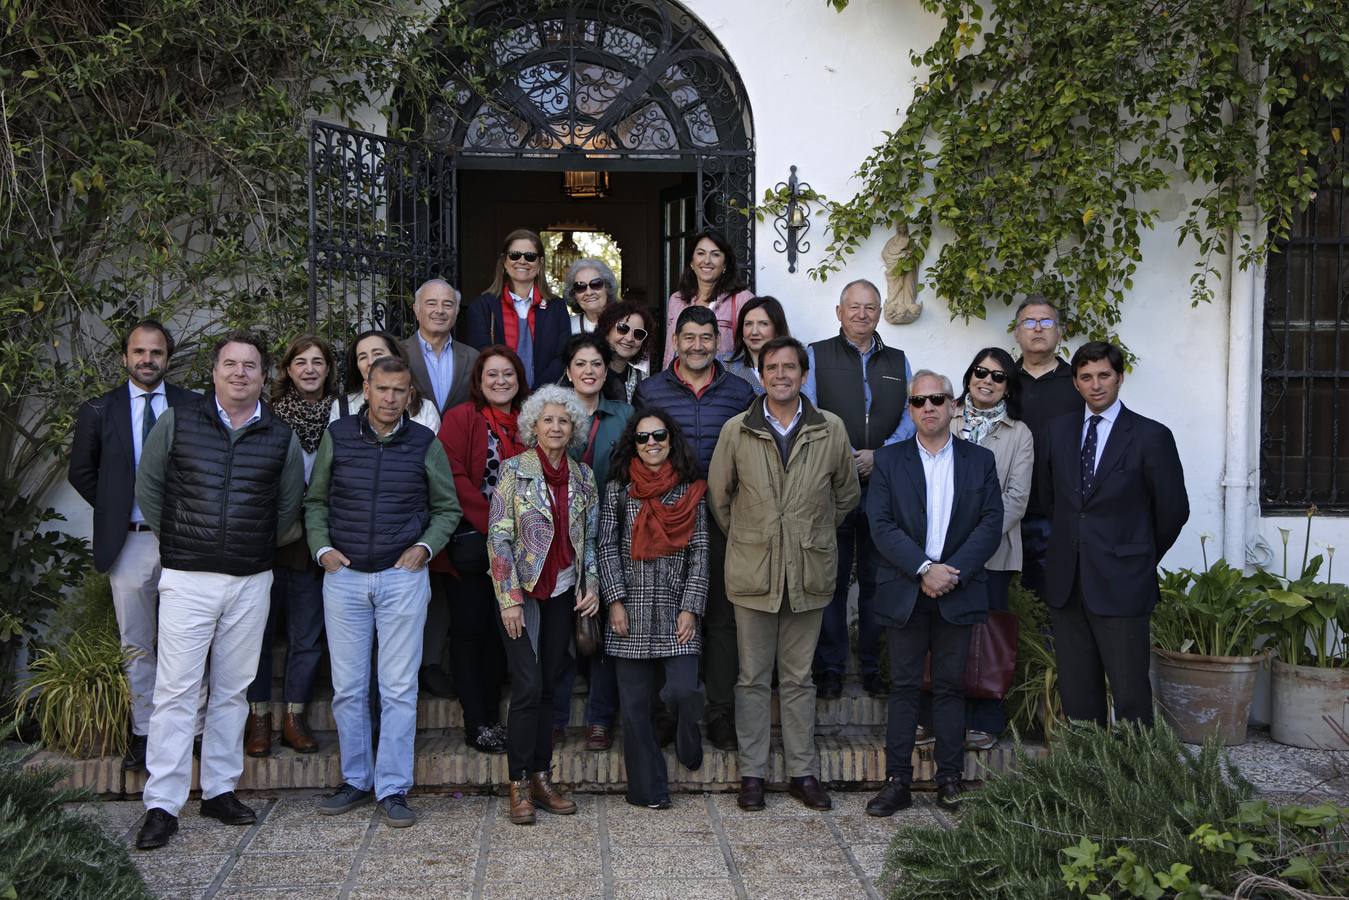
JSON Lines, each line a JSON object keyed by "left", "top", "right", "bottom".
{"left": 487, "top": 384, "right": 601, "bottom": 825}
{"left": 565, "top": 257, "right": 619, "bottom": 334}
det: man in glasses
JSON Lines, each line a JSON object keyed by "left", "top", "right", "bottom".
{"left": 803, "top": 278, "right": 915, "bottom": 701}
{"left": 708, "top": 337, "right": 859, "bottom": 813}
{"left": 1011, "top": 296, "right": 1082, "bottom": 600}
{"left": 864, "top": 371, "right": 1003, "bottom": 816}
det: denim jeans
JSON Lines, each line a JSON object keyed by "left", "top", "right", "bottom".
{"left": 246, "top": 565, "right": 326, "bottom": 704}
{"left": 323, "top": 564, "right": 430, "bottom": 800}
{"left": 815, "top": 489, "right": 881, "bottom": 677}
{"left": 615, "top": 655, "right": 702, "bottom": 806}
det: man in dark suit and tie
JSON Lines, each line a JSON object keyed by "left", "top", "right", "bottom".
{"left": 1041, "top": 341, "right": 1188, "bottom": 727}
{"left": 68, "top": 320, "right": 199, "bottom": 771}
{"left": 864, "top": 370, "right": 1003, "bottom": 816}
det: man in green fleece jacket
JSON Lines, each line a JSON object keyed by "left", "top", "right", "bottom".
{"left": 305, "top": 356, "right": 461, "bottom": 828}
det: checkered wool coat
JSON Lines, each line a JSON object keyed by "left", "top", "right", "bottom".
{"left": 596, "top": 479, "right": 709, "bottom": 659}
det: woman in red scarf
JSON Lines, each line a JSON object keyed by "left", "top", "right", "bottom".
{"left": 486, "top": 384, "right": 600, "bottom": 825}
{"left": 435, "top": 347, "right": 530, "bottom": 755}
{"left": 596, "top": 408, "right": 709, "bottom": 809}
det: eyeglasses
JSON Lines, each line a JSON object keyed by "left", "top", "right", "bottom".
{"left": 972, "top": 366, "right": 1009, "bottom": 384}
{"left": 1020, "top": 317, "right": 1057, "bottom": 330}
{"left": 614, "top": 321, "right": 648, "bottom": 342}
{"left": 572, "top": 278, "right": 606, "bottom": 295}
{"left": 635, "top": 429, "right": 669, "bottom": 444}
{"left": 908, "top": 393, "right": 949, "bottom": 408}
{"left": 507, "top": 250, "right": 540, "bottom": 262}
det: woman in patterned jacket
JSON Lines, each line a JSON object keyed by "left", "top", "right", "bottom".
{"left": 597, "top": 408, "right": 709, "bottom": 809}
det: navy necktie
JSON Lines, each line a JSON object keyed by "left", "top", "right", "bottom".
{"left": 1081, "top": 414, "right": 1102, "bottom": 496}
{"left": 142, "top": 393, "right": 159, "bottom": 443}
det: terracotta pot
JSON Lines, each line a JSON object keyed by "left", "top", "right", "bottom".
{"left": 1270, "top": 658, "right": 1349, "bottom": 750}
{"left": 1152, "top": 647, "right": 1265, "bottom": 745}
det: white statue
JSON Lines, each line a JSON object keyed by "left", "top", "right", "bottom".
{"left": 882, "top": 222, "right": 921, "bottom": 325}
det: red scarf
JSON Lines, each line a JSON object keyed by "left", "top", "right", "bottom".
{"left": 499, "top": 284, "right": 543, "bottom": 352}
{"left": 528, "top": 447, "right": 575, "bottom": 599}
{"left": 481, "top": 406, "right": 525, "bottom": 459}
{"left": 627, "top": 458, "right": 707, "bottom": 560}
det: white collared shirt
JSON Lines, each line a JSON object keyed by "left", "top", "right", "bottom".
{"left": 918, "top": 434, "right": 956, "bottom": 563}
{"left": 128, "top": 381, "right": 167, "bottom": 523}
{"left": 763, "top": 396, "right": 803, "bottom": 437}
{"left": 1080, "top": 398, "right": 1123, "bottom": 474}
{"left": 215, "top": 397, "right": 262, "bottom": 431}
{"left": 510, "top": 291, "right": 532, "bottom": 320}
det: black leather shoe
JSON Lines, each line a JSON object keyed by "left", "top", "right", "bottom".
{"left": 737, "top": 776, "right": 765, "bottom": 811}
{"left": 861, "top": 672, "right": 888, "bottom": 698}
{"left": 816, "top": 670, "right": 843, "bottom": 700}
{"left": 707, "top": 717, "right": 737, "bottom": 752}
{"left": 200, "top": 791, "right": 257, "bottom": 825}
{"left": 419, "top": 665, "right": 456, "bottom": 699}
{"left": 937, "top": 780, "right": 962, "bottom": 811}
{"left": 788, "top": 775, "right": 832, "bottom": 811}
{"left": 865, "top": 778, "right": 912, "bottom": 817}
{"left": 135, "top": 808, "right": 178, "bottom": 850}
{"left": 122, "top": 733, "right": 148, "bottom": 771}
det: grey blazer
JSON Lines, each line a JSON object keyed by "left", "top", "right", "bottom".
{"left": 401, "top": 334, "right": 479, "bottom": 419}
{"left": 950, "top": 410, "right": 1034, "bottom": 571}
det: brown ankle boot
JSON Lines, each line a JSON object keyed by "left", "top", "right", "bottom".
{"left": 528, "top": 771, "right": 577, "bottom": 815}
{"left": 508, "top": 778, "right": 536, "bottom": 825}
{"left": 244, "top": 711, "right": 272, "bottom": 758}
{"left": 280, "top": 708, "right": 318, "bottom": 753}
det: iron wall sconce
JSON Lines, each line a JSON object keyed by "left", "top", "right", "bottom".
{"left": 773, "top": 165, "right": 813, "bottom": 273}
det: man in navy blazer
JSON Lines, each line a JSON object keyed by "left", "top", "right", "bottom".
{"left": 864, "top": 370, "right": 1003, "bottom": 816}
{"left": 68, "top": 320, "right": 199, "bottom": 770}
{"left": 1040, "top": 341, "right": 1188, "bottom": 727}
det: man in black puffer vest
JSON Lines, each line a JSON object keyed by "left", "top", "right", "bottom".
{"left": 134, "top": 332, "right": 306, "bottom": 851}
{"left": 306, "top": 357, "right": 461, "bottom": 828}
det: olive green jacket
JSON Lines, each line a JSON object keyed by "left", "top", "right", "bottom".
{"left": 707, "top": 396, "right": 860, "bottom": 613}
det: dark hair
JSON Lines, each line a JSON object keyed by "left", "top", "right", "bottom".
{"left": 563, "top": 332, "right": 614, "bottom": 368}
{"left": 486, "top": 228, "right": 554, "bottom": 299}
{"left": 958, "top": 347, "right": 1022, "bottom": 420}
{"left": 730, "top": 296, "right": 790, "bottom": 363}
{"left": 674, "top": 304, "right": 718, "bottom": 336}
{"left": 756, "top": 336, "right": 809, "bottom": 375}
{"left": 342, "top": 330, "right": 403, "bottom": 394}
{"left": 367, "top": 355, "right": 412, "bottom": 380}
{"left": 271, "top": 334, "right": 339, "bottom": 403}
{"left": 210, "top": 330, "right": 269, "bottom": 371}
{"left": 610, "top": 407, "right": 700, "bottom": 487}
{"left": 1014, "top": 294, "right": 1062, "bottom": 322}
{"left": 675, "top": 228, "right": 745, "bottom": 305}
{"left": 467, "top": 344, "right": 529, "bottom": 412}
{"left": 1071, "top": 341, "right": 1125, "bottom": 375}
{"left": 122, "top": 319, "right": 176, "bottom": 356}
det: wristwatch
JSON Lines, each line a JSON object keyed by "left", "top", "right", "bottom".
{"left": 917, "top": 560, "right": 933, "bottom": 576}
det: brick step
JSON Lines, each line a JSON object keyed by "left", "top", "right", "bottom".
{"left": 33, "top": 729, "right": 1040, "bottom": 798}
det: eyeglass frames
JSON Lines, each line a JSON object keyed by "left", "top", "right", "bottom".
{"left": 614, "top": 321, "right": 648, "bottom": 342}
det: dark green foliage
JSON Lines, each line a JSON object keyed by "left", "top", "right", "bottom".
{"left": 883, "top": 722, "right": 1253, "bottom": 898}
{"left": 0, "top": 732, "right": 150, "bottom": 899}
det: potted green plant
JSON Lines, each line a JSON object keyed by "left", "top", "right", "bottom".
{"left": 1152, "top": 540, "right": 1269, "bottom": 746}
{"left": 1006, "top": 576, "right": 1064, "bottom": 741}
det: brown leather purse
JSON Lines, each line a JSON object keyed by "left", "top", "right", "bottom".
{"left": 922, "top": 610, "right": 1019, "bottom": 699}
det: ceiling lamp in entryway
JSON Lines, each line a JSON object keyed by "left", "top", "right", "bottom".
{"left": 563, "top": 170, "right": 609, "bottom": 199}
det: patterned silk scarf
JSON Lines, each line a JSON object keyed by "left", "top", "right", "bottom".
{"left": 961, "top": 399, "right": 1007, "bottom": 447}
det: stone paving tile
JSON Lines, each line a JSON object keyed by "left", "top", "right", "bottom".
{"left": 125, "top": 820, "right": 249, "bottom": 855}
{"left": 483, "top": 846, "right": 604, "bottom": 881}
{"left": 721, "top": 814, "right": 838, "bottom": 845}
{"left": 608, "top": 845, "right": 732, "bottom": 880}
{"left": 486, "top": 813, "right": 600, "bottom": 848}
{"left": 245, "top": 821, "right": 368, "bottom": 853}
{"left": 480, "top": 878, "right": 605, "bottom": 899}
{"left": 131, "top": 852, "right": 227, "bottom": 898}
{"left": 366, "top": 817, "right": 483, "bottom": 851}
{"left": 850, "top": 842, "right": 890, "bottom": 880}
{"left": 262, "top": 795, "right": 333, "bottom": 823}
{"left": 742, "top": 878, "right": 873, "bottom": 899}
{"left": 605, "top": 811, "right": 718, "bottom": 846}
{"left": 731, "top": 843, "right": 856, "bottom": 879}
{"left": 709, "top": 792, "right": 823, "bottom": 818}
{"left": 612, "top": 879, "right": 740, "bottom": 899}
{"left": 348, "top": 885, "right": 472, "bottom": 900}
{"left": 214, "top": 890, "right": 341, "bottom": 900}
{"left": 352, "top": 847, "right": 478, "bottom": 886}
{"left": 67, "top": 800, "right": 147, "bottom": 831}
{"left": 221, "top": 851, "right": 351, "bottom": 889}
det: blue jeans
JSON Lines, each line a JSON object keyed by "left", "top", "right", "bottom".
{"left": 246, "top": 565, "right": 325, "bottom": 704}
{"left": 815, "top": 490, "right": 880, "bottom": 677}
{"left": 323, "top": 564, "right": 429, "bottom": 800}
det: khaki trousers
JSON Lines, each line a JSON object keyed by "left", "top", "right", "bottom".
{"left": 733, "top": 602, "right": 823, "bottom": 779}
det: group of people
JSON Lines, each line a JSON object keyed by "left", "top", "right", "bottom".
{"left": 67, "top": 225, "right": 1189, "bottom": 851}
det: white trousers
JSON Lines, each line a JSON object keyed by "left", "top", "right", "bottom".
{"left": 143, "top": 567, "right": 272, "bottom": 816}
{"left": 108, "top": 532, "right": 162, "bottom": 734}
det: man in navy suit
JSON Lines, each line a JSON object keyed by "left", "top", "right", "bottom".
{"left": 864, "top": 370, "right": 1003, "bottom": 816}
{"left": 1041, "top": 341, "right": 1188, "bottom": 727}
{"left": 68, "top": 320, "right": 199, "bottom": 771}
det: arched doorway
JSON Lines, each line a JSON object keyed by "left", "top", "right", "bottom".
{"left": 308, "top": 0, "right": 754, "bottom": 340}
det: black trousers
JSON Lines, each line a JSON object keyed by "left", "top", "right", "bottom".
{"left": 1048, "top": 576, "right": 1153, "bottom": 726}
{"left": 449, "top": 573, "right": 505, "bottom": 734}
{"left": 496, "top": 589, "right": 575, "bottom": 779}
{"left": 615, "top": 655, "right": 703, "bottom": 806}
{"left": 701, "top": 521, "right": 737, "bottom": 726}
{"left": 885, "top": 594, "right": 971, "bottom": 786}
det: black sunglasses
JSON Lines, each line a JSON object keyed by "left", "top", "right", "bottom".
{"left": 572, "top": 278, "right": 606, "bottom": 295}
{"left": 507, "top": 250, "right": 540, "bottom": 262}
{"left": 972, "top": 366, "right": 1009, "bottom": 384}
{"left": 635, "top": 429, "right": 669, "bottom": 444}
{"left": 615, "top": 321, "right": 648, "bottom": 342}
{"left": 909, "top": 393, "right": 949, "bottom": 408}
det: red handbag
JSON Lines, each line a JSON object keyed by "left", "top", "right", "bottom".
{"left": 922, "top": 610, "right": 1019, "bottom": 699}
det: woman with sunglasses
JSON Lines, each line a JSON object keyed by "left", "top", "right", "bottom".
{"left": 597, "top": 300, "right": 652, "bottom": 403}
{"left": 723, "top": 296, "right": 790, "bottom": 395}
{"left": 597, "top": 409, "right": 708, "bottom": 808}
{"left": 463, "top": 229, "right": 570, "bottom": 388}
{"left": 566, "top": 258, "right": 618, "bottom": 335}
{"left": 662, "top": 228, "right": 754, "bottom": 367}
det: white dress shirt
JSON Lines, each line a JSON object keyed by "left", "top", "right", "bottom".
{"left": 763, "top": 397, "right": 803, "bottom": 437}
{"left": 129, "top": 382, "right": 167, "bottom": 523}
{"left": 918, "top": 434, "right": 956, "bottom": 567}
{"left": 1080, "top": 398, "right": 1123, "bottom": 474}
{"left": 215, "top": 397, "right": 262, "bottom": 430}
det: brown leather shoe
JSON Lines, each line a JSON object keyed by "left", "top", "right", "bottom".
{"left": 584, "top": 723, "right": 612, "bottom": 751}
{"left": 737, "top": 776, "right": 765, "bottom": 811}
{"left": 508, "top": 778, "right": 536, "bottom": 825}
{"left": 244, "top": 711, "right": 272, "bottom": 758}
{"left": 528, "top": 771, "right": 578, "bottom": 815}
{"left": 281, "top": 709, "right": 318, "bottom": 753}
{"left": 788, "top": 775, "right": 832, "bottom": 811}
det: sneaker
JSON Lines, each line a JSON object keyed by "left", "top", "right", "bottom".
{"left": 964, "top": 730, "right": 998, "bottom": 751}
{"left": 467, "top": 725, "right": 507, "bottom": 754}
{"left": 379, "top": 792, "right": 417, "bottom": 827}
{"left": 317, "top": 783, "right": 374, "bottom": 816}
{"left": 914, "top": 725, "right": 935, "bottom": 746}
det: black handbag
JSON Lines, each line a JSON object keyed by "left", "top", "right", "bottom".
{"left": 448, "top": 525, "right": 489, "bottom": 575}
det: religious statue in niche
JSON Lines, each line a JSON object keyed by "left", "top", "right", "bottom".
{"left": 882, "top": 222, "right": 922, "bottom": 324}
